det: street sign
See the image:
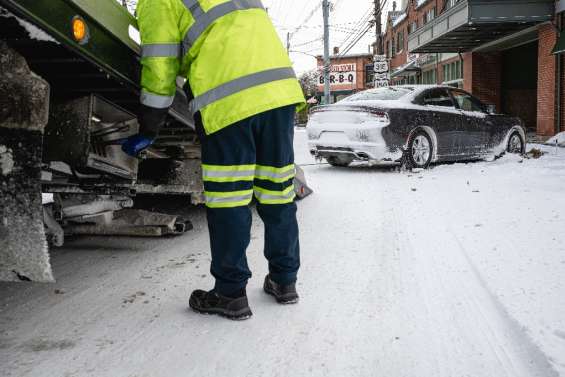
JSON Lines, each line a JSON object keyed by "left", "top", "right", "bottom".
{"left": 374, "top": 57, "right": 389, "bottom": 74}
{"left": 373, "top": 55, "right": 389, "bottom": 87}
{"left": 374, "top": 80, "right": 389, "bottom": 88}
{"left": 374, "top": 72, "right": 389, "bottom": 81}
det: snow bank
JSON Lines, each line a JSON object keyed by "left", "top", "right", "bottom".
{"left": 0, "top": 9, "right": 59, "bottom": 43}
{"left": 42, "top": 194, "right": 54, "bottom": 205}
{"left": 0, "top": 145, "right": 14, "bottom": 176}
{"left": 545, "top": 131, "right": 565, "bottom": 147}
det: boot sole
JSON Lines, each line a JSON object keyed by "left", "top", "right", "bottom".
{"left": 263, "top": 285, "right": 299, "bottom": 305}
{"left": 189, "top": 302, "right": 252, "bottom": 321}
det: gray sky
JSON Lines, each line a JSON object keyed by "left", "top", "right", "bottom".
{"left": 264, "top": 0, "right": 394, "bottom": 74}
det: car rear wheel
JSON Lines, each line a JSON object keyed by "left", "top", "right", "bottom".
{"left": 405, "top": 131, "right": 433, "bottom": 169}
{"left": 506, "top": 131, "right": 524, "bottom": 154}
{"left": 326, "top": 155, "right": 354, "bottom": 167}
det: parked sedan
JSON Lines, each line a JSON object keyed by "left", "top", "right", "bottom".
{"left": 307, "top": 85, "right": 526, "bottom": 168}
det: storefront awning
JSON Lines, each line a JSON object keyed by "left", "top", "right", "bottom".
{"left": 390, "top": 60, "right": 421, "bottom": 78}
{"left": 553, "top": 31, "right": 565, "bottom": 55}
{"left": 408, "top": 0, "right": 554, "bottom": 53}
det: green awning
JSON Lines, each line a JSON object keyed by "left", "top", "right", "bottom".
{"left": 553, "top": 31, "right": 565, "bottom": 55}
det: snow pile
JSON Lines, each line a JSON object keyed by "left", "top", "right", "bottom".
{"left": 42, "top": 194, "right": 54, "bottom": 205}
{"left": 545, "top": 131, "right": 565, "bottom": 147}
{"left": 0, "top": 9, "right": 59, "bottom": 43}
{"left": 0, "top": 145, "right": 14, "bottom": 176}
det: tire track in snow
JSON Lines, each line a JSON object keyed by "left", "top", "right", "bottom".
{"left": 448, "top": 231, "right": 559, "bottom": 377}
{"left": 387, "top": 188, "right": 558, "bottom": 377}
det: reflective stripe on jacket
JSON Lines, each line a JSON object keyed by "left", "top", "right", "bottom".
{"left": 136, "top": 0, "right": 306, "bottom": 135}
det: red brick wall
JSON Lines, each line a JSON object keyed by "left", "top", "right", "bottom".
{"left": 537, "top": 24, "right": 558, "bottom": 137}
{"left": 383, "top": 0, "right": 442, "bottom": 69}
{"left": 561, "top": 54, "right": 565, "bottom": 132}
{"left": 469, "top": 52, "right": 503, "bottom": 111}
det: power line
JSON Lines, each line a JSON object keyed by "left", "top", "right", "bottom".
{"left": 338, "top": 23, "right": 373, "bottom": 57}
{"left": 288, "top": 2, "right": 323, "bottom": 43}
{"left": 337, "top": 7, "right": 373, "bottom": 53}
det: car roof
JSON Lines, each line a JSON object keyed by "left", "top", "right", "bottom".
{"left": 393, "top": 84, "right": 454, "bottom": 91}
{"left": 362, "top": 85, "right": 457, "bottom": 94}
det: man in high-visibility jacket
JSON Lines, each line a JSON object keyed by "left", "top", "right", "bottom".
{"left": 123, "top": 0, "right": 306, "bottom": 320}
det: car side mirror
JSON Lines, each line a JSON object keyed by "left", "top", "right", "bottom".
{"left": 485, "top": 104, "right": 496, "bottom": 114}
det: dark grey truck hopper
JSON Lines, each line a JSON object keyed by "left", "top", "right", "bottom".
{"left": 0, "top": 0, "right": 193, "bottom": 126}
{"left": 0, "top": 0, "right": 194, "bottom": 282}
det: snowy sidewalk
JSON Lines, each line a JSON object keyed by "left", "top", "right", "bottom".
{"left": 0, "top": 132, "right": 564, "bottom": 377}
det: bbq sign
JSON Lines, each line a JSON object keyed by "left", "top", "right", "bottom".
{"left": 318, "top": 63, "right": 357, "bottom": 87}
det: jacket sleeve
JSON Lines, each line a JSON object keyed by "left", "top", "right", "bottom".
{"left": 136, "top": 0, "right": 182, "bottom": 137}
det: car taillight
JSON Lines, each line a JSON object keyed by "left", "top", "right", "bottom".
{"left": 372, "top": 111, "right": 389, "bottom": 120}
{"left": 358, "top": 111, "right": 389, "bottom": 124}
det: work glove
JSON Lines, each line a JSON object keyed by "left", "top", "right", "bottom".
{"left": 121, "top": 134, "right": 155, "bottom": 157}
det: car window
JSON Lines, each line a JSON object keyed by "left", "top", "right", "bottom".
{"left": 451, "top": 90, "right": 485, "bottom": 112}
{"left": 341, "top": 87, "right": 413, "bottom": 102}
{"left": 421, "top": 88, "right": 454, "bottom": 108}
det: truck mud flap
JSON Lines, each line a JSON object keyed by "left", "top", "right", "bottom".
{"left": 0, "top": 40, "right": 53, "bottom": 282}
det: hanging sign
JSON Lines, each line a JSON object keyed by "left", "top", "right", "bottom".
{"left": 318, "top": 64, "right": 357, "bottom": 87}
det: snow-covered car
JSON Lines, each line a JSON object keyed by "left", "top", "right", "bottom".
{"left": 307, "top": 85, "right": 526, "bottom": 168}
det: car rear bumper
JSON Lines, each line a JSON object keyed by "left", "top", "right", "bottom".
{"left": 308, "top": 139, "right": 403, "bottom": 163}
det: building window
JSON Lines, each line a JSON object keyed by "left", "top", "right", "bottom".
{"left": 422, "top": 69, "right": 436, "bottom": 84}
{"left": 396, "top": 31, "right": 404, "bottom": 53}
{"left": 446, "top": 0, "right": 462, "bottom": 10}
{"left": 409, "top": 21, "right": 418, "bottom": 34}
{"left": 392, "top": 37, "right": 396, "bottom": 56}
{"left": 365, "top": 64, "right": 375, "bottom": 86}
{"left": 424, "top": 8, "right": 435, "bottom": 24}
{"left": 442, "top": 60, "right": 463, "bottom": 84}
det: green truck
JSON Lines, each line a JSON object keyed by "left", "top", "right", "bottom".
{"left": 0, "top": 0, "right": 310, "bottom": 282}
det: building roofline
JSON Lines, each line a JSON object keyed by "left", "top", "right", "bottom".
{"left": 316, "top": 53, "right": 374, "bottom": 60}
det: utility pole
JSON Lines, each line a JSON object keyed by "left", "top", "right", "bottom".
{"left": 374, "top": 0, "right": 382, "bottom": 55}
{"left": 322, "top": 0, "right": 331, "bottom": 104}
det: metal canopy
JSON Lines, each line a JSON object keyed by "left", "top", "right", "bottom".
{"left": 408, "top": 0, "right": 555, "bottom": 53}
{"left": 390, "top": 60, "right": 420, "bottom": 78}
{"left": 553, "top": 31, "right": 565, "bottom": 55}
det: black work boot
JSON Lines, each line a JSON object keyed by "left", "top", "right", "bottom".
{"left": 263, "top": 275, "right": 299, "bottom": 304}
{"left": 189, "top": 290, "right": 252, "bottom": 320}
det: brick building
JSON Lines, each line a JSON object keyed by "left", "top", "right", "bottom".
{"left": 383, "top": 0, "right": 564, "bottom": 137}
{"left": 315, "top": 53, "right": 375, "bottom": 104}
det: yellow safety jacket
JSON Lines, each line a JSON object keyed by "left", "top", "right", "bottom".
{"left": 136, "top": 0, "right": 306, "bottom": 135}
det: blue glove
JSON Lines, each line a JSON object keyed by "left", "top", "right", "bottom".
{"left": 120, "top": 134, "right": 155, "bottom": 157}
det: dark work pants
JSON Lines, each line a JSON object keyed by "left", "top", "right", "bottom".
{"left": 198, "top": 105, "right": 300, "bottom": 296}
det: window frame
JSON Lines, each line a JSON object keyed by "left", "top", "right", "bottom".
{"left": 417, "top": 88, "right": 456, "bottom": 108}
{"left": 449, "top": 89, "right": 487, "bottom": 113}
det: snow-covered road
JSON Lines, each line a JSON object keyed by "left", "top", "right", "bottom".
{"left": 1, "top": 131, "right": 564, "bottom": 377}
